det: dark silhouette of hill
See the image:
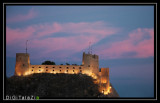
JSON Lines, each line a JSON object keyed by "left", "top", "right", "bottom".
{"left": 6, "top": 73, "right": 105, "bottom": 98}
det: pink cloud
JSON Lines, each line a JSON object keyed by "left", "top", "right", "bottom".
{"left": 6, "top": 26, "right": 36, "bottom": 44}
{"left": 7, "top": 8, "right": 37, "bottom": 23}
{"left": 29, "top": 35, "right": 97, "bottom": 56}
{"left": 30, "top": 21, "right": 119, "bottom": 38}
{"left": 96, "top": 28, "right": 154, "bottom": 59}
{"left": 6, "top": 21, "right": 119, "bottom": 58}
{"left": 7, "top": 19, "right": 154, "bottom": 60}
{"left": 61, "top": 21, "right": 118, "bottom": 37}
{"left": 34, "top": 22, "right": 62, "bottom": 37}
{"left": 6, "top": 21, "right": 119, "bottom": 44}
{"left": 27, "top": 21, "right": 119, "bottom": 57}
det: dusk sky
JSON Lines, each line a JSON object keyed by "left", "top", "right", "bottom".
{"left": 6, "top": 5, "right": 154, "bottom": 98}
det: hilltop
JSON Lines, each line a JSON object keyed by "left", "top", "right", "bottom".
{"left": 6, "top": 73, "right": 102, "bottom": 98}
{"left": 6, "top": 73, "right": 119, "bottom": 98}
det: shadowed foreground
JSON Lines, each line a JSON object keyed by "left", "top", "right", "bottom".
{"left": 6, "top": 73, "right": 106, "bottom": 98}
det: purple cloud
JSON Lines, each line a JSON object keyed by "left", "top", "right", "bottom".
{"left": 96, "top": 28, "right": 154, "bottom": 59}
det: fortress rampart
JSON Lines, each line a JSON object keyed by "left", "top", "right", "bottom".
{"left": 15, "top": 52, "right": 111, "bottom": 95}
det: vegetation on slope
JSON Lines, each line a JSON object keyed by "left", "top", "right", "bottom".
{"left": 6, "top": 73, "right": 102, "bottom": 98}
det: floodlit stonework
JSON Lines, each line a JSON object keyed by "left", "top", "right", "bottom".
{"left": 15, "top": 52, "right": 111, "bottom": 95}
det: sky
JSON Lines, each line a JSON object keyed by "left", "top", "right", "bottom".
{"left": 6, "top": 5, "right": 154, "bottom": 98}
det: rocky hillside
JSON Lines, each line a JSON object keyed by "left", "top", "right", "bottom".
{"left": 6, "top": 73, "right": 103, "bottom": 98}
{"left": 6, "top": 73, "right": 119, "bottom": 98}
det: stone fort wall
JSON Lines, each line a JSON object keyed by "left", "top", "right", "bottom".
{"left": 24, "top": 65, "right": 92, "bottom": 77}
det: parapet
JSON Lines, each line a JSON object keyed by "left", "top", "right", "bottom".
{"left": 83, "top": 52, "right": 98, "bottom": 59}
{"left": 92, "top": 54, "right": 98, "bottom": 59}
{"left": 16, "top": 53, "right": 30, "bottom": 63}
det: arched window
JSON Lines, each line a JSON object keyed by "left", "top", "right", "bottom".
{"left": 60, "top": 70, "right": 61, "bottom": 72}
{"left": 59, "top": 67, "right": 62, "bottom": 68}
{"left": 79, "top": 67, "right": 81, "bottom": 69}
{"left": 53, "top": 70, "right": 54, "bottom": 71}
{"left": 53, "top": 67, "right": 55, "bottom": 68}
{"left": 39, "top": 70, "right": 41, "bottom": 71}
{"left": 32, "top": 70, "right": 33, "bottom": 71}
{"left": 39, "top": 67, "right": 41, "bottom": 68}
{"left": 32, "top": 67, "right": 34, "bottom": 68}
{"left": 73, "top": 70, "right": 74, "bottom": 72}
{"left": 73, "top": 67, "right": 75, "bottom": 69}
{"left": 66, "top": 70, "right": 68, "bottom": 72}
{"left": 46, "top": 69, "right": 48, "bottom": 71}
{"left": 46, "top": 67, "right": 48, "bottom": 68}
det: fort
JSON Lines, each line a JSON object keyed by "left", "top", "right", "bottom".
{"left": 15, "top": 52, "right": 111, "bottom": 95}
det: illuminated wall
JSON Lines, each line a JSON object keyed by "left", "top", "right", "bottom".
{"left": 82, "top": 52, "right": 99, "bottom": 76}
{"left": 15, "top": 53, "right": 30, "bottom": 76}
{"left": 99, "top": 68, "right": 111, "bottom": 95}
{"left": 27, "top": 65, "right": 85, "bottom": 75}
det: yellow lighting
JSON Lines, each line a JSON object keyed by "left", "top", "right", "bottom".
{"left": 17, "top": 72, "right": 21, "bottom": 76}
{"left": 101, "top": 86, "right": 112, "bottom": 95}
{"left": 24, "top": 71, "right": 31, "bottom": 76}
{"left": 104, "top": 91, "right": 108, "bottom": 95}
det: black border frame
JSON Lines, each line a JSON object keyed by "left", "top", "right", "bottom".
{"left": 2, "top": 2, "right": 158, "bottom": 101}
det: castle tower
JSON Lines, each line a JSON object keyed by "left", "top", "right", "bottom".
{"left": 15, "top": 53, "right": 30, "bottom": 76}
{"left": 82, "top": 52, "right": 99, "bottom": 77}
{"left": 99, "top": 68, "right": 110, "bottom": 94}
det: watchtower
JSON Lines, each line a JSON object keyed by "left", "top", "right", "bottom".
{"left": 99, "top": 68, "right": 110, "bottom": 94}
{"left": 15, "top": 53, "right": 30, "bottom": 76}
{"left": 82, "top": 52, "right": 99, "bottom": 76}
